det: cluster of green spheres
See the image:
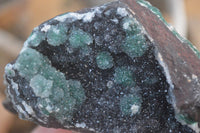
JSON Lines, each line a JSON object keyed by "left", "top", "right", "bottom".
{"left": 14, "top": 48, "right": 86, "bottom": 122}
{"left": 19, "top": 12, "right": 150, "bottom": 121}
{"left": 121, "top": 17, "right": 148, "bottom": 58}
{"left": 26, "top": 24, "right": 93, "bottom": 49}
{"left": 26, "top": 23, "right": 69, "bottom": 47}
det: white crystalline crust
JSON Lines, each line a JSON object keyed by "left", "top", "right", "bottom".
{"left": 131, "top": 104, "right": 140, "bottom": 114}
{"left": 117, "top": 7, "right": 129, "bottom": 17}
{"left": 54, "top": 5, "right": 130, "bottom": 24}
{"left": 74, "top": 122, "right": 96, "bottom": 132}
{"left": 11, "top": 80, "right": 20, "bottom": 96}
{"left": 54, "top": 8, "right": 100, "bottom": 23}
{"left": 75, "top": 122, "right": 86, "bottom": 128}
{"left": 41, "top": 24, "right": 51, "bottom": 32}
{"left": 22, "top": 101, "right": 35, "bottom": 116}
{"left": 189, "top": 123, "right": 200, "bottom": 133}
{"left": 156, "top": 52, "right": 175, "bottom": 106}
{"left": 111, "top": 18, "right": 119, "bottom": 24}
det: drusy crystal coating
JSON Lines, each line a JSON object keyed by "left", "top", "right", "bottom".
{"left": 3, "top": 1, "right": 198, "bottom": 133}
{"left": 96, "top": 51, "right": 114, "bottom": 69}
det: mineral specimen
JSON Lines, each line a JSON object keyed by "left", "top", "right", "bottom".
{"left": 3, "top": 0, "right": 200, "bottom": 133}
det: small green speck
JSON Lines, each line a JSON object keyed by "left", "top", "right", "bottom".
{"left": 47, "top": 24, "right": 68, "bottom": 46}
{"left": 96, "top": 51, "right": 114, "bottom": 69}
{"left": 114, "top": 67, "right": 135, "bottom": 86}
{"left": 69, "top": 28, "right": 93, "bottom": 49}
{"left": 176, "top": 113, "right": 196, "bottom": 125}
{"left": 5, "top": 64, "right": 15, "bottom": 77}
{"left": 120, "top": 94, "right": 142, "bottom": 116}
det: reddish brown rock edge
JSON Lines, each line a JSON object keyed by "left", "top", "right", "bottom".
{"left": 120, "top": 0, "right": 200, "bottom": 123}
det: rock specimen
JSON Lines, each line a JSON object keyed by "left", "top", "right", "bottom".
{"left": 3, "top": 0, "right": 200, "bottom": 133}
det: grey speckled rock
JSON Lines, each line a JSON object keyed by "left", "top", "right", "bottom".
{"left": 3, "top": 1, "right": 200, "bottom": 133}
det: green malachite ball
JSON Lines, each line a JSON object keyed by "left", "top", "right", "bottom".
{"left": 114, "top": 67, "right": 135, "bottom": 87}
{"left": 96, "top": 51, "right": 114, "bottom": 69}
{"left": 69, "top": 28, "right": 93, "bottom": 49}
{"left": 120, "top": 94, "right": 141, "bottom": 116}
{"left": 47, "top": 24, "right": 68, "bottom": 46}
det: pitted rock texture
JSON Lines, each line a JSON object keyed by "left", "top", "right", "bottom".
{"left": 4, "top": 1, "right": 197, "bottom": 133}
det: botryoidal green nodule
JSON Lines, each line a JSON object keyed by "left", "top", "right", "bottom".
{"left": 96, "top": 51, "right": 114, "bottom": 69}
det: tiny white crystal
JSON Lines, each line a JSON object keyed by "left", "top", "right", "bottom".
{"left": 117, "top": 7, "right": 128, "bottom": 17}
